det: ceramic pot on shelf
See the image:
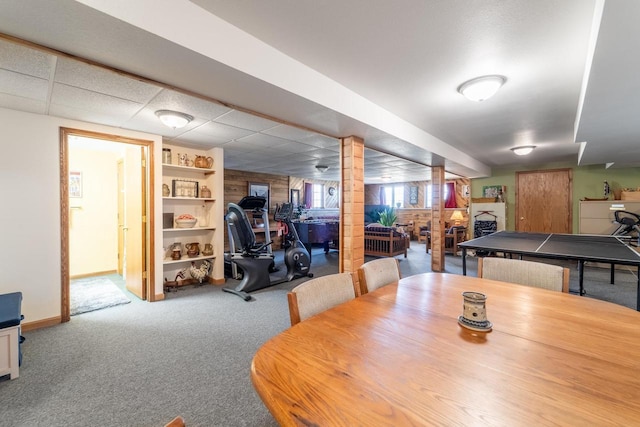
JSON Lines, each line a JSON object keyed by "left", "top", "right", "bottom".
{"left": 185, "top": 242, "right": 200, "bottom": 258}
{"left": 194, "top": 155, "right": 213, "bottom": 169}
{"left": 202, "top": 243, "right": 213, "bottom": 256}
{"left": 200, "top": 186, "right": 211, "bottom": 199}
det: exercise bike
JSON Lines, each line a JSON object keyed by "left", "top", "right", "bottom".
{"left": 223, "top": 200, "right": 312, "bottom": 301}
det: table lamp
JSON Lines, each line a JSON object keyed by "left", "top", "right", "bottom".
{"left": 450, "top": 210, "right": 464, "bottom": 226}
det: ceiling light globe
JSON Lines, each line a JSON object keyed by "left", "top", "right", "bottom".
{"left": 155, "top": 110, "right": 194, "bottom": 129}
{"left": 510, "top": 145, "right": 536, "bottom": 156}
{"left": 458, "top": 75, "right": 506, "bottom": 102}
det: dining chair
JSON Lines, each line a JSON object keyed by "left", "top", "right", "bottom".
{"left": 287, "top": 272, "right": 359, "bottom": 326}
{"left": 477, "top": 257, "right": 570, "bottom": 292}
{"left": 164, "top": 416, "right": 185, "bottom": 427}
{"left": 357, "top": 258, "right": 401, "bottom": 295}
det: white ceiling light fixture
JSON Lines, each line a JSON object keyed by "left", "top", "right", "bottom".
{"left": 457, "top": 75, "right": 506, "bottom": 102}
{"left": 316, "top": 165, "right": 329, "bottom": 173}
{"left": 155, "top": 110, "right": 194, "bottom": 129}
{"left": 510, "top": 145, "right": 537, "bottom": 156}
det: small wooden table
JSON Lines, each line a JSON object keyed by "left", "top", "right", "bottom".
{"left": 251, "top": 273, "right": 640, "bottom": 426}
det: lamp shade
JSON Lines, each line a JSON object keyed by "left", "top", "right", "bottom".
{"left": 155, "top": 110, "right": 194, "bottom": 129}
{"left": 510, "top": 145, "right": 536, "bottom": 156}
{"left": 458, "top": 75, "right": 506, "bottom": 102}
{"left": 450, "top": 210, "right": 464, "bottom": 224}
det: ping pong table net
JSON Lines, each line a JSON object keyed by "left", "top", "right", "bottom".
{"left": 474, "top": 211, "right": 498, "bottom": 238}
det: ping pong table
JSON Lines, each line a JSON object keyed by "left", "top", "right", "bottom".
{"left": 458, "top": 231, "right": 640, "bottom": 311}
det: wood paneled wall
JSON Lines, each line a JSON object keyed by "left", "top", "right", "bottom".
{"left": 290, "top": 176, "right": 340, "bottom": 209}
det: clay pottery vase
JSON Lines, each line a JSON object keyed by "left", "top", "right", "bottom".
{"left": 186, "top": 242, "right": 200, "bottom": 258}
{"left": 194, "top": 155, "right": 213, "bottom": 169}
{"left": 200, "top": 185, "right": 211, "bottom": 198}
{"left": 202, "top": 243, "right": 213, "bottom": 256}
{"left": 171, "top": 248, "right": 181, "bottom": 260}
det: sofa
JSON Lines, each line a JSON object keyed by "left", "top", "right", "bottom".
{"left": 364, "top": 224, "right": 408, "bottom": 258}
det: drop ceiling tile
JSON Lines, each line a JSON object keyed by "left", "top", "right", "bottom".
{"left": 188, "top": 121, "right": 255, "bottom": 142}
{"left": 149, "top": 89, "right": 232, "bottom": 120}
{"left": 0, "top": 69, "right": 49, "bottom": 100}
{"left": 49, "top": 104, "right": 125, "bottom": 127}
{"left": 215, "top": 109, "right": 280, "bottom": 132}
{"left": 51, "top": 83, "right": 143, "bottom": 120}
{"left": 299, "top": 133, "right": 340, "bottom": 148}
{"left": 0, "top": 39, "right": 53, "bottom": 78}
{"left": 262, "top": 124, "right": 317, "bottom": 141}
{"left": 0, "top": 93, "right": 47, "bottom": 114}
{"left": 235, "top": 133, "right": 292, "bottom": 149}
{"left": 55, "top": 57, "right": 162, "bottom": 103}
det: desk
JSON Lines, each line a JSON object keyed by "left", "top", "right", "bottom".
{"left": 251, "top": 273, "right": 640, "bottom": 426}
{"left": 293, "top": 221, "right": 339, "bottom": 256}
{"left": 458, "top": 231, "right": 640, "bottom": 309}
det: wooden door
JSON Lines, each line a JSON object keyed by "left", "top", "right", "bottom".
{"left": 117, "top": 160, "right": 124, "bottom": 275}
{"left": 124, "top": 145, "right": 146, "bottom": 299}
{"left": 516, "top": 169, "right": 572, "bottom": 233}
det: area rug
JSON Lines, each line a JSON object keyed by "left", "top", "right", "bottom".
{"left": 70, "top": 276, "right": 131, "bottom": 316}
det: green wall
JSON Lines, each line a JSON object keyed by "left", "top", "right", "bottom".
{"left": 471, "top": 161, "right": 640, "bottom": 232}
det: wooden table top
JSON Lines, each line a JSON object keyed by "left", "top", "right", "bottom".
{"left": 251, "top": 273, "right": 640, "bottom": 426}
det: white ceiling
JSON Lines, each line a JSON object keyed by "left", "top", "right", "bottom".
{"left": 0, "top": 0, "right": 637, "bottom": 182}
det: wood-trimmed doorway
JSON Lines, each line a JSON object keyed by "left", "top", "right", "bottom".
{"left": 60, "top": 128, "right": 155, "bottom": 322}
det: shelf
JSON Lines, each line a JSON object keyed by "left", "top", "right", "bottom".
{"left": 162, "top": 163, "right": 215, "bottom": 175}
{"left": 163, "top": 197, "right": 215, "bottom": 202}
{"left": 163, "top": 254, "right": 216, "bottom": 265}
{"left": 163, "top": 227, "right": 215, "bottom": 232}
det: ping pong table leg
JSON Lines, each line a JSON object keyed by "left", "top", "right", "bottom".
{"left": 579, "top": 260, "right": 585, "bottom": 296}
{"left": 462, "top": 248, "right": 467, "bottom": 276}
{"left": 610, "top": 264, "right": 615, "bottom": 285}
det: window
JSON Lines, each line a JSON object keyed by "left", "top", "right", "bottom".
{"left": 312, "top": 183, "right": 324, "bottom": 208}
{"left": 425, "top": 184, "right": 450, "bottom": 208}
{"left": 384, "top": 185, "right": 405, "bottom": 208}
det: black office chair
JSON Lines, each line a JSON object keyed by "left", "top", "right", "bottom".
{"left": 611, "top": 210, "right": 640, "bottom": 240}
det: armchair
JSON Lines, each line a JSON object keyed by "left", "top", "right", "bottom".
{"left": 426, "top": 226, "right": 467, "bottom": 255}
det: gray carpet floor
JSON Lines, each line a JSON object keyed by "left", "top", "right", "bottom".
{"left": 0, "top": 242, "right": 637, "bottom": 426}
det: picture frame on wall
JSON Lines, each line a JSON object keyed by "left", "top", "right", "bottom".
{"left": 482, "top": 185, "right": 506, "bottom": 200}
{"left": 248, "top": 182, "right": 270, "bottom": 208}
{"left": 290, "top": 189, "right": 300, "bottom": 207}
{"left": 409, "top": 186, "right": 418, "bottom": 205}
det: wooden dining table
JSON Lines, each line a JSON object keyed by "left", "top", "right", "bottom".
{"left": 251, "top": 273, "right": 640, "bottom": 426}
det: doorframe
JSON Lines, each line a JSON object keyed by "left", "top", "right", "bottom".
{"left": 59, "top": 127, "right": 156, "bottom": 322}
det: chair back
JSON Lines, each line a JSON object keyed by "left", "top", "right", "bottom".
{"left": 477, "top": 257, "right": 569, "bottom": 292}
{"left": 287, "top": 273, "right": 359, "bottom": 326}
{"left": 357, "top": 258, "right": 401, "bottom": 295}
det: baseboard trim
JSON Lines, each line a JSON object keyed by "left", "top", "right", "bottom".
{"left": 22, "top": 316, "right": 61, "bottom": 332}
{"left": 70, "top": 270, "right": 117, "bottom": 279}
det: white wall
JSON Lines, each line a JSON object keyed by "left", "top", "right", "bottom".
{"left": 0, "top": 108, "right": 163, "bottom": 325}
{"left": 69, "top": 147, "right": 120, "bottom": 276}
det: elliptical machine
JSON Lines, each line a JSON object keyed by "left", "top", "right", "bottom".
{"left": 223, "top": 200, "right": 312, "bottom": 301}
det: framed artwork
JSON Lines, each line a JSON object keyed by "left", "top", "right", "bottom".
{"left": 248, "top": 182, "right": 270, "bottom": 208}
{"left": 290, "top": 189, "right": 300, "bottom": 207}
{"left": 482, "top": 185, "right": 506, "bottom": 199}
{"left": 409, "top": 186, "right": 419, "bottom": 204}
{"left": 69, "top": 171, "right": 82, "bottom": 198}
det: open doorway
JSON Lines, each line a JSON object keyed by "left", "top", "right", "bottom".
{"left": 60, "top": 128, "right": 155, "bottom": 322}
